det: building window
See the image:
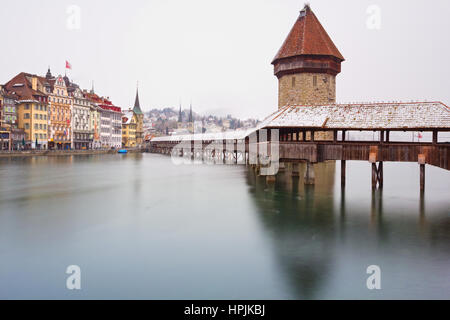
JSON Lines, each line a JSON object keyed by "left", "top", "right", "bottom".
{"left": 292, "top": 77, "right": 296, "bottom": 88}
{"left": 313, "top": 75, "right": 317, "bottom": 87}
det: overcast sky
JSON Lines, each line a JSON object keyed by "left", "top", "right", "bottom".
{"left": 1, "top": 0, "right": 449, "bottom": 119}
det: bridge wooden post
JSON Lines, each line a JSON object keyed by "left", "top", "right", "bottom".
{"left": 420, "top": 164, "right": 425, "bottom": 191}
{"left": 341, "top": 160, "right": 346, "bottom": 187}
{"left": 378, "top": 162, "right": 383, "bottom": 188}
{"left": 372, "top": 163, "right": 377, "bottom": 190}
{"left": 291, "top": 162, "right": 299, "bottom": 177}
{"left": 371, "top": 162, "right": 383, "bottom": 190}
{"left": 418, "top": 154, "right": 426, "bottom": 191}
{"left": 432, "top": 130, "right": 438, "bottom": 145}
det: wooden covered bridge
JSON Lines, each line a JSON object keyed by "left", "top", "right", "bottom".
{"left": 148, "top": 101, "right": 450, "bottom": 190}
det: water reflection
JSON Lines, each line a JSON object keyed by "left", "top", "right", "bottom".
{"left": 0, "top": 155, "right": 449, "bottom": 299}
{"left": 246, "top": 161, "right": 450, "bottom": 299}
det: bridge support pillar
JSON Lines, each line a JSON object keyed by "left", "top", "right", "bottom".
{"left": 371, "top": 162, "right": 383, "bottom": 190}
{"left": 291, "top": 163, "right": 300, "bottom": 177}
{"left": 304, "top": 162, "right": 315, "bottom": 185}
{"left": 420, "top": 164, "right": 425, "bottom": 191}
{"left": 341, "top": 160, "right": 346, "bottom": 187}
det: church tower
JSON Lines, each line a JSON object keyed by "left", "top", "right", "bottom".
{"left": 133, "top": 86, "right": 144, "bottom": 145}
{"left": 272, "top": 5, "right": 345, "bottom": 108}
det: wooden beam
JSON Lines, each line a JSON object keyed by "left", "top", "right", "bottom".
{"left": 420, "top": 164, "right": 425, "bottom": 191}
{"left": 371, "top": 162, "right": 383, "bottom": 189}
{"left": 378, "top": 161, "right": 383, "bottom": 188}
{"left": 372, "top": 163, "right": 377, "bottom": 190}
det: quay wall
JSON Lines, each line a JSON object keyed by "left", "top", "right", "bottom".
{"left": 0, "top": 148, "right": 144, "bottom": 158}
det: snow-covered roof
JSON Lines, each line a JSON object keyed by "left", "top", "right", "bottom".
{"left": 265, "top": 102, "right": 450, "bottom": 129}
{"left": 122, "top": 111, "right": 134, "bottom": 125}
{"left": 151, "top": 129, "right": 256, "bottom": 142}
{"left": 151, "top": 102, "right": 450, "bottom": 142}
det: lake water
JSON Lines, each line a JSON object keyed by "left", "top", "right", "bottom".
{"left": 0, "top": 153, "right": 449, "bottom": 299}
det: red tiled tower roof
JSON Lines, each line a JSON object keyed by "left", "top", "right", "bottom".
{"left": 272, "top": 5, "right": 344, "bottom": 64}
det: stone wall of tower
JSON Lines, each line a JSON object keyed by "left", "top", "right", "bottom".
{"left": 278, "top": 73, "right": 336, "bottom": 108}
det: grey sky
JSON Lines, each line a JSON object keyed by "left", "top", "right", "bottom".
{"left": 1, "top": 0, "right": 449, "bottom": 119}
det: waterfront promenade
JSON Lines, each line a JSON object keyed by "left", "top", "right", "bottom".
{"left": 0, "top": 148, "right": 144, "bottom": 158}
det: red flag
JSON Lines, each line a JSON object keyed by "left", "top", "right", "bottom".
{"left": 418, "top": 132, "right": 423, "bottom": 139}
{"left": 66, "top": 60, "right": 72, "bottom": 70}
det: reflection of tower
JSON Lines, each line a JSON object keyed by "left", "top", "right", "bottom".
{"left": 272, "top": 4, "right": 345, "bottom": 109}
{"left": 245, "top": 162, "right": 338, "bottom": 299}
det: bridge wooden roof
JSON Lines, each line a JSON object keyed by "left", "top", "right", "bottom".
{"left": 262, "top": 102, "right": 450, "bottom": 130}
{"left": 151, "top": 102, "right": 449, "bottom": 143}
{"left": 151, "top": 129, "right": 254, "bottom": 142}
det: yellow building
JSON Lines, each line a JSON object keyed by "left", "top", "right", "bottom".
{"left": 122, "top": 110, "right": 137, "bottom": 148}
{"left": 90, "top": 104, "right": 101, "bottom": 149}
{"left": 5, "top": 73, "right": 49, "bottom": 149}
{"left": 43, "top": 69, "right": 73, "bottom": 150}
{"left": 84, "top": 89, "right": 102, "bottom": 149}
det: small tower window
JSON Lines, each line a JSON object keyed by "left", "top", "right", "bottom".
{"left": 313, "top": 75, "right": 317, "bottom": 87}
{"left": 291, "top": 77, "right": 296, "bottom": 88}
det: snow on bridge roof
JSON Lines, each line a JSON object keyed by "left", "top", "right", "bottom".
{"left": 151, "top": 102, "right": 450, "bottom": 142}
{"left": 151, "top": 128, "right": 256, "bottom": 142}
{"left": 265, "top": 102, "right": 450, "bottom": 130}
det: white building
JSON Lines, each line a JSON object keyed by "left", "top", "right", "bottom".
{"left": 99, "top": 104, "right": 122, "bottom": 149}
{"left": 71, "top": 87, "right": 93, "bottom": 149}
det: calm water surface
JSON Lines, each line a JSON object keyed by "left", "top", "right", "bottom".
{"left": 0, "top": 153, "right": 449, "bottom": 299}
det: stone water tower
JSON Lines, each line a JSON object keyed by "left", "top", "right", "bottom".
{"left": 272, "top": 5, "right": 345, "bottom": 108}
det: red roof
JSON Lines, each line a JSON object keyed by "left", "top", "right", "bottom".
{"left": 4, "top": 72, "right": 47, "bottom": 101}
{"left": 84, "top": 91, "right": 121, "bottom": 113}
{"left": 272, "top": 5, "right": 344, "bottom": 64}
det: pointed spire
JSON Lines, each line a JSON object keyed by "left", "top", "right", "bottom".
{"left": 178, "top": 104, "right": 183, "bottom": 123}
{"left": 189, "top": 102, "right": 193, "bottom": 123}
{"left": 46, "top": 66, "right": 53, "bottom": 80}
{"left": 133, "top": 82, "right": 143, "bottom": 115}
{"left": 90, "top": 81, "right": 95, "bottom": 94}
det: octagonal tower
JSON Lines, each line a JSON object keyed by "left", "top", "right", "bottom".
{"left": 272, "top": 5, "right": 345, "bottom": 109}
